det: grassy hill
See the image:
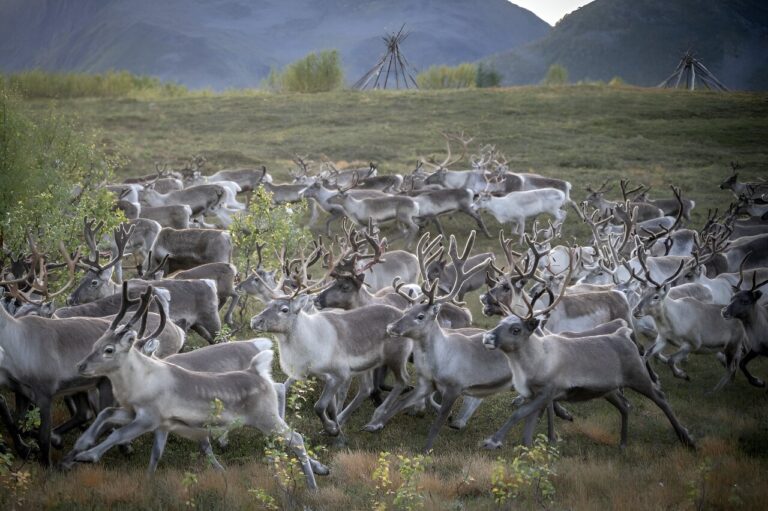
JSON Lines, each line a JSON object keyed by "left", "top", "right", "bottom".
{"left": 0, "top": 0, "right": 548, "bottom": 90}
{"left": 8, "top": 86, "right": 768, "bottom": 510}
{"left": 484, "top": 0, "right": 768, "bottom": 90}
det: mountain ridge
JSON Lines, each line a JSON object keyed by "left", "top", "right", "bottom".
{"left": 0, "top": 0, "right": 550, "bottom": 89}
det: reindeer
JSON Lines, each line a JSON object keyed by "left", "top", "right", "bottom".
{"left": 143, "top": 256, "right": 240, "bottom": 326}
{"left": 145, "top": 227, "right": 232, "bottom": 275}
{"left": 719, "top": 162, "right": 768, "bottom": 199}
{"left": 299, "top": 180, "right": 384, "bottom": 234}
{"left": 56, "top": 278, "right": 221, "bottom": 343}
{"left": 481, "top": 293, "right": 696, "bottom": 450}
{"left": 328, "top": 174, "right": 421, "bottom": 247}
{"left": 721, "top": 268, "right": 768, "bottom": 388}
{"left": 471, "top": 188, "right": 567, "bottom": 242}
{"left": 585, "top": 180, "right": 664, "bottom": 222}
{"left": 64, "top": 287, "right": 327, "bottom": 488}
{"left": 410, "top": 187, "right": 492, "bottom": 238}
{"left": 249, "top": 254, "right": 413, "bottom": 436}
{"left": 631, "top": 258, "right": 746, "bottom": 391}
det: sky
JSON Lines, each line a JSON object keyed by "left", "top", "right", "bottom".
{"left": 511, "top": 0, "right": 595, "bottom": 25}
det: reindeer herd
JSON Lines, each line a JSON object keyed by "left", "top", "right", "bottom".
{"left": 1, "top": 137, "right": 767, "bottom": 490}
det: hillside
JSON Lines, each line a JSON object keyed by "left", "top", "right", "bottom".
{"left": 0, "top": 0, "right": 549, "bottom": 89}
{"left": 484, "top": 0, "right": 768, "bottom": 90}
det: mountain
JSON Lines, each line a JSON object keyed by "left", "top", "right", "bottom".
{"left": 484, "top": 0, "right": 768, "bottom": 90}
{"left": 0, "top": 0, "right": 550, "bottom": 89}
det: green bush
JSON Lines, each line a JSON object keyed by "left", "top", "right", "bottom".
{"left": 265, "top": 50, "right": 345, "bottom": 93}
{"left": 543, "top": 63, "right": 569, "bottom": 86}
{"left": 416, "top": 63, "right": 477, "bottom": 89}
{"left": 0, "top": 88, "right": 122, "bottom": 255}
{"left": 476, "top": 63, "right": 502, "bottom": 88}
{"left": 1, "top": 69, "right": 188, "bottom": 99}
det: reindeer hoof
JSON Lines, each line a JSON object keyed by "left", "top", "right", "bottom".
{"left": 750, "top": 378, "right": 766, "bottom": 388}
{"left": 50, "top": 433, "right": 63, "bottom": 449}
{"left": 74, "top": 450, "right": 98, "bottom": 463}
{"left": 482, "top": 438, "right": 503, "bottom": 450}
{"left": 323, "top": 424, "right": 340, "bottom": 437}
{"left": 310, "top": 459, "right": 330, "bottom": 476}
{"left": 362, "top": 423, "right": 383, "bottom": 433}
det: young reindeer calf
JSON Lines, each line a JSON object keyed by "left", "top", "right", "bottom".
{"left": 70, "top": 287, "right": 326, "bottom": 489}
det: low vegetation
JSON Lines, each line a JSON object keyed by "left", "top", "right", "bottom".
{"left": 0, "top": 89, "right": 120, "bottom": 254}
{"left": 263, "top": 50, "right": 345, "bottom": 93}
{"left": 543, "top": 63, "right": 569, "bottom": 86}
{"left": 1, "top": 69, "right": 188, "bottom": 99}
{"left": 3, "top": 86, "right": 768, "bottom": 509}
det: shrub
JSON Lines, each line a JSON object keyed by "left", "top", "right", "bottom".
{"left": 543, "top": 63, "right": 569, "bottom": 86}
{"left": 476, "top": 63, "right": 502, "bottom": 88}
{"left": 1, "top": 69, "right": 188, "bottom": 99}
{"left": 266, "top": 50, "right": 345, "bottom": 93}
{"left": 416, "top": 63, "right": 477, "bottom": 89}
{"left": 0, "top": 88, "right": 122, "bottom": 256}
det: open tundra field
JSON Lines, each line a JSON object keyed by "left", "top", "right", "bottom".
{"left": 7, "top": 86, "right": 768, "bottom": 510}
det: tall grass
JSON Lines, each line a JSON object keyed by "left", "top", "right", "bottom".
{"left": 416, "top": 63, "right": 477, "bottom": 89}
{"left": 1, "top": 69, "right": 188, "bottom": 99}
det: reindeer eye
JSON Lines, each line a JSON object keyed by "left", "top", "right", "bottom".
{"left": 511, "top": 327, "right": 521, "bottom": 335}
{"left": 279, "top": 306, "right": 289, "bottom": 313}
{"left": 90, "top": 279, "right": 100, "bottom": 287}
{"left": 104, "top": 345, "right": 115, "bottom": 355}
{"left": 416, "top": 313, "right": 425, "bottom": 320}
{"left": 653, "top": 294, "right": 660, "bottom": 300}
{"left": 502, "top": 284, "right": 510, "bottom": 291}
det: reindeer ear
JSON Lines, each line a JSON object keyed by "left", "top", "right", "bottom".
{"left": 142, "top": 338, "right": 159, "bottom": 356}
{"left": 754, "top": 290, "right": 763, "bottom": 300}
{"left": 290, "top": 295, "right": 313, "bottom": 313}
{"left": 430, "top": 304, "right": 442, "bottom": 316}
{"left": 526, "top": 318, "right": 540, "bottom": 331}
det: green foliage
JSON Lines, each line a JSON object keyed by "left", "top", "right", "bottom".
{"left": 372, "top": 452, "right": 432, "bottom": 510}
{"left": 248, "top": 487, "right": 279, "bottom": 510}
{"left": 416, "top": 63, "right": 477, "bottom": 89}
{"left": 491, "top": 435, "right": 559, "bottom": 507}
{"left": 543, "top": 63, "right": 569, "bottom": 86}
{"left": 476, "top": 63, "right": 502, "bottom": 88}
{"left": 265, "top": 50, "right": 345, "bottom": 93}
{"left": 0, "top": 89, "right": 123, "bottom": 256}
{"left": 229, "top": 186, "right": 311, "bottom": 272}
{"left": 1, "top": 69, "right": 188, "bottom": 99}
{"left": 286, "top": 378, "right": 316, "bottom": 420}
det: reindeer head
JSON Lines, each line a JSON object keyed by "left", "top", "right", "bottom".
{"left": 77, "top": 284, "right": 166, "bottom": 377}
{"left": 721, "top": 253, "right": 767, "bottom": 321}
{"left": 68, "top": 220, "right": 134, "bottom": 305}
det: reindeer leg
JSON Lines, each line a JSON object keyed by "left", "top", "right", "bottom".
{"left": 148, "top": 430, "right": 169, "bottom": 473}
{"left": 74, "top": 413, "right": 157, "bottom": 464}
{"left": 314, "top": 376, "right": 344, "bottom": 436}
{"left": 424, "top": 388, "right": 460, "bottom": 452}
{"left": 62, "top": 407, "right": 135, "bottom": 469}
{"left": 0, "top": 394, "right": 32, "bottom": 458}
{"left": 483, "top": 391, "right": 552, "bottom": 450}
{"left": 199, "top": 437, "right": 225, "bottom": 471}
{"left": 605, "top": 391, "right": 630, "bottom": 449}
{"left": 223, "top": 293, "right": 241, "bottom": 326}
{"left": 337, "top": 372, "right": 374, "bottom": 426}
{"left": 448, "top": 396, "right": 484, "bottom": 430}
{"left": 631, "top": 382, "right": 695, "bottom": 449}
{"left": 667, "top": 344, "right": 692, "bottom": 380}
{"left": 739, "top": 350, "right": 765, "bottom": 387}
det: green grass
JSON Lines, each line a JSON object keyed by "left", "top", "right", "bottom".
{"left": 6, "top": 85, "right": 768, "bottom": 510}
